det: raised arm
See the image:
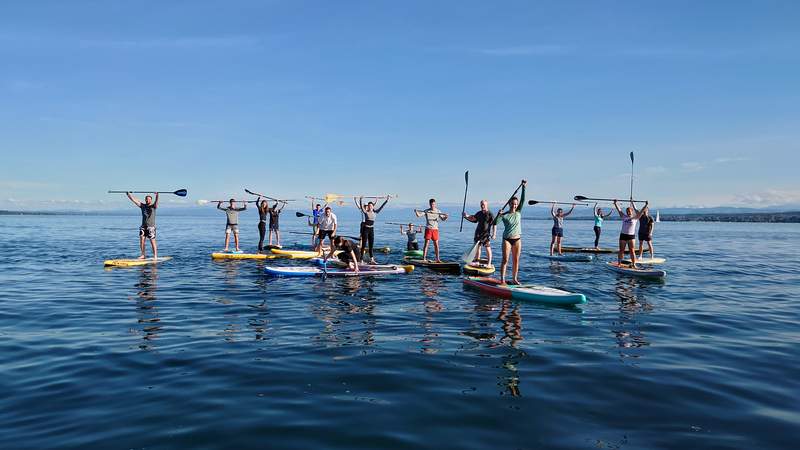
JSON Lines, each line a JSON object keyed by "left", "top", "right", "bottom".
{"left": 374, "top": 197, "right": 389, "bottom": 213}
{"left": 517, "top": 181, "right": 526, "bottom": 211}
{"left": 550, "top": 204, "right": 556, "bottom": 218}
{"left": 354, "top": 196, "right": 364, "bottom": 211}
{"left": 463, "top": 212, "right": 477, "bottom": 223}
{"left": 127, "top": 192, "right": 142, "bottom": 207}
{"left": 593, "top": 204, "right": 599, "bottom": 218}
{"left": 564, "top": 204, "right": 575, "bottom": 217}
{"left": 217, "top": 201, "right": 224, "bottom": 211}
{"left": 612, "top": 200, "right": 624, "bottom": 217}
{"left": 414, "top": 209, "right": 424, "bottom": 218}
{"left": 629, "top": 200, "right": 640, "bottom": 217}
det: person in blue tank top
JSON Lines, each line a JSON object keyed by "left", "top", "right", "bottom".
{"left": 549, "top": 204, "right": 575, "bottom": 256}
{"left": 592, "top": 204, "right": 614, "bottom": 249}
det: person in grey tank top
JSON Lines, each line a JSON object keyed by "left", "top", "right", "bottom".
{"left": 217, "top": 199, "right": 247, "bottom": 252}
{"left": 126, "top": 192, "right": 159, "bottom": 260}
{"left": 549, "top": 204, "right": 575, "bottom": 256}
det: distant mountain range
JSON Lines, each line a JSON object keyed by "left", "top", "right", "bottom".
{"left": 4, "top": 205, "right": 800, "bottom": 223}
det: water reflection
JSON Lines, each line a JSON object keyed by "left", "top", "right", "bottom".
{"left": 612, "top": 278, "right": 654, "bottom": 362}
{"left": 133, "top": 266, "right": 161, "bottom": 351}
{"left": 419, "top": 275, "right": 445, "bottom": 354}
{"left": 309, "top": 279, "right": 378, "bottom": 348}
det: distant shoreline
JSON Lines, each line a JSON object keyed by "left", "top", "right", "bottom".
{"left": 3, "top": 209, "right": 800, "bottom": 223}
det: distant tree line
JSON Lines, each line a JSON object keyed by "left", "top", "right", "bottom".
{"left": 660, "top": 211, "right": 800, "bottom": 223}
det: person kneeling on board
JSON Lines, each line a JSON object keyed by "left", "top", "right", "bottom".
{"left": 402, "top": 223, "right": 422, "bottom": 250}
{"left": 324, "top": 236, "right": 360, "bottom": 273}
{"left": 218, "top": 199, "right": 247, "bottom": 252}
{"left": 463, "top": 199, "right": 495, "bottom": 266}
{"left": 126, "top": 192, "right": 159, "bottom": 259}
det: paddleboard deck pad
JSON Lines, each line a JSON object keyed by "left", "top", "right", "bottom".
{"left": 606, "top": 261, "right": 666, "bottom": 278}
{"left": 532, "top": 253, "right": 593, "bottom": 262}
{"left": 264, "top": 265, "right": 412, "bottom": 277}
{"left": 462, "top": 262, "right": 496, "bottom": 275}
{"left": 463, "top": 277, "right": 586, "bottom": 305}
{"left": 403, "top": 257, "right": 461, "bottom": 273}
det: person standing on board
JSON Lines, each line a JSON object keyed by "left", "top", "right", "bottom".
{"left": 549, "top": 204, "right": 575, "bottom": 256}
{"left": 315, "top": 206, "right": 338, "bottom": 256}
{"left": 324, "top": 236, "right": 360, "bottom": 273}
{"left": 217, "top": 199, "right": 247, "bottom": 252}
{"left": 268, "top": 201, "right": 285, "bottom": 248}
{"left": 463, "top": 200, "right": 495, "bottom": 266}
{"left": 126, "top": 192, "right": 159, "bottom": 259}
{"left": 401, "top": 223, "right": 422, "bottom": 250}
{"left": 637, "top": 206, "right": 655, "bottom": 259}
{"left": 307, "top": 202, "right": 324, "bottom": 247}
{"left": 612, "top": 199, "right": 648, "bottom": 266}
{"left": 256, "top": 198, "right": 270, "bottom": 251}
{"left": 355, "top": 196, "right": 389, "bottom": 264}
{"left": 592, "top": 204, "right": 614, "bottom": 249}
{"left": 493, "top": 180, "right": 526, "bottom": 285}
{"left": 415, "top": 199, "right": 449, "bottom": 262}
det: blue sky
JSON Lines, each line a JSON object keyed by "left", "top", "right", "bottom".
{"left": 1, "top": 0, "right": 798, "bottom": 210}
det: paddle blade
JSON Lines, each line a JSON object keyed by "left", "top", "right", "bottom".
{"left": 630, "top": 151, "right": 634, "bottom": 164}
{"left": 295, "top": 211, "right": 306, "bottom": 217}
{"left": 461, "top": 242, "right": 480, "bottom": 264}
{"left": 574, "top": 195, "right": 588, "bottom": 201}
{"left": 173, "top": 189, "right": 188, "bottom": 197}
{"left": 527, "top": 200, "right": 537, "bottom": 205}
{"left": 464, "top": 170, "right": 469, "bottom": 183}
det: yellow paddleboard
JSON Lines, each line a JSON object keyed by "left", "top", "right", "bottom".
{"left": 211, "top": 252, "right": 278, "bottom": 260}
{"left": 104, "top": 256, "right": 173, "bottom": 267}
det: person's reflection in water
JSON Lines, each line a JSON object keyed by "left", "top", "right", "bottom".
{"left": 419, "top": 275, "right": 444, "bottom": 354}
{"left": 134, "top": 266, "right": 161, "bottom": 351}
{"left": 497, "top": 300, "right": 524, "bottom": 397}
{"left": 612, "top": 278, "right": 653, "bottom": 363}
{"left": 309, "top": 278, "right": 378, "bottom": 348}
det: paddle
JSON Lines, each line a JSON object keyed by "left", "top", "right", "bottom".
{"left": 285, "top": 229, "right": 362, "bottom": 241}
{"left": 629, "top": 151, "right": 635, "bottom": 201}
{"left": 198, "top": 199, "right": 259, "bottom": 204}
{"left": 574, "top": 195, "right": 647, "bottom": 204}
{"left": 460, "top": 170, "right": 469, "bottom": 232}
{"left": 244, "top": 189, "right": 295, "bottom": 203}
{"left": 108, "top": 188, "right": 188, "bottom": 197}
{"left": 527, "top": 200, "right": 589, "bottom": 206}
{"left": 386, "top": 222, "right": 419, "bottom": 226}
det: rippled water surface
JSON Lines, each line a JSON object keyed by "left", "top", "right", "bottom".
{"left": 1, "top": 214, "right": 799, "bottom": 449}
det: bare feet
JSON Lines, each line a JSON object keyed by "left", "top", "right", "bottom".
{"left": 138, "top": 255, "right": 146, "bottom": 260}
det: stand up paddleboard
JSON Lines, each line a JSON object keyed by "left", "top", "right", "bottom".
{"left": 463, "top": 277, "right": 586, "bottom": 305}
{"left": 531, "top": 253, "right": 593, "bottom": 262}
{"left": 629, "top": 257, "right": 666, "bottom": 265}
{"left": 104, "top": 256, "right": 172, "bottom": 267}
{"left": 212, "top": 251, "right": 278, "bottom": 260}
{"left": 404, "top": 249, "right": 423, "bottom": 258}
{"left": 606, "top": 261, "right": 666, "bottom": 278}
{"left": 462, "top": 261, "right": 496, "bottom": 276}
{"left": 403, "top": 257, "right": 461, "bottom": 274}
{"left": 264, "top": 265, "right": 413, "bottom": 277}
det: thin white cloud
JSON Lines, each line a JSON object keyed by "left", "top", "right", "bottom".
{"left": 732, "top": 189, "right": 800, "bottom": 206}
{"left": 681, "top": 162, "right": 704, "bottom": 172}
{"left": 476, "top": 45, "right": 570, "bottom": 56}
{"left": 714, "top": 156, "right": 750, "bottom": 164}
{"left": 0, "top": 180, "right": 58, "bottom": 190}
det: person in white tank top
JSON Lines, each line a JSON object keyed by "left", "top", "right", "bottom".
{"left": 613, "top": 199, "right": 648, "bottom": 267}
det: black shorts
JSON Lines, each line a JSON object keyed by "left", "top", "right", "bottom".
{"left": 504, "top": 237, "right": 520, "bottom": 245}
{"left": 551, "top": 227, "right": 563, "bottom": 237}
{"left": 318, "top": 230, "right": 334, "bottom": 240}
{"left": 139, "top": 226, "right": 156, "bottom": 240}
{"left": 407, "top": 241, "right": 419, "bottom": 250}
{"left": 269, "top": 223, "right": 279, "bottom": 231}
{"left": 639, "top": 234, "right": 652, "bottom": 242}
{"left": 474, "top": 234, "right": 491, "bottom": 245}
{"left": 619, "top": 233, "right": 635, "bottom": 242}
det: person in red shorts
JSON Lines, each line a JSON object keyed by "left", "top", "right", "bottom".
{"left": 414, "top": 198, "right": 449, "bottom": 262}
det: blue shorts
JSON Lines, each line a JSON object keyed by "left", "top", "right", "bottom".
{"left": 551, "top": 227, "right": 563, "bottom": 237}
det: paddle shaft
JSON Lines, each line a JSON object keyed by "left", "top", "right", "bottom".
{"left": 460, "top": 170, "right": 469, "bottom": 232}
{"left": 575, "top": 196, "right": 647, "bottom": 204}
{"left": 528, "top": 200, "right": 588, "bottom": 206}
{"left": 109, "top": 189, "right": 186, "bottom": 196}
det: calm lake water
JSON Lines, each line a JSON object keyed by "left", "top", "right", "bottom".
{"left": 1, "top": 213, "right": 798, "bottom": 449}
